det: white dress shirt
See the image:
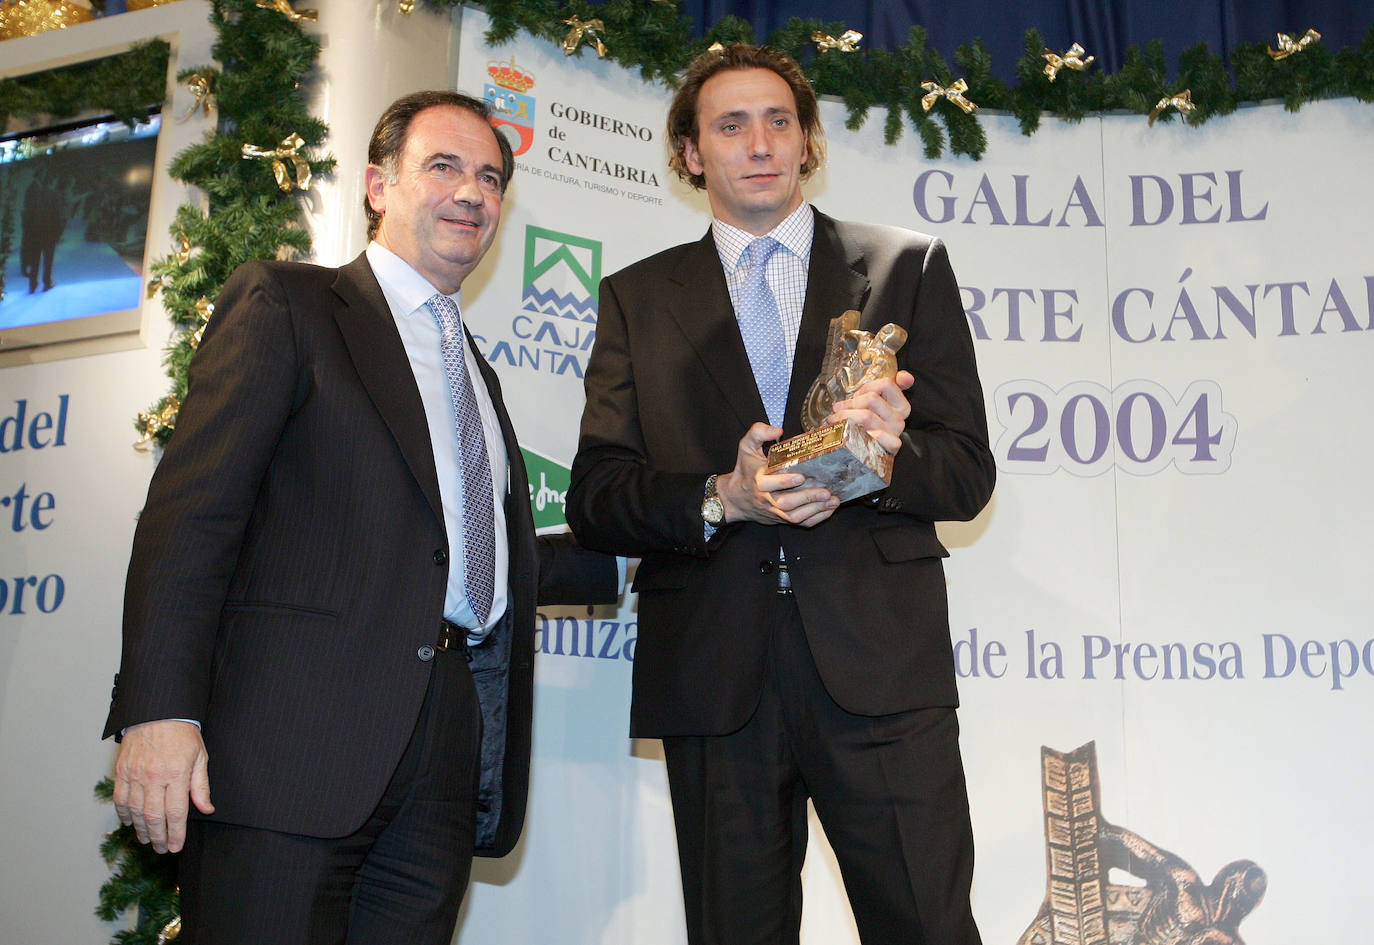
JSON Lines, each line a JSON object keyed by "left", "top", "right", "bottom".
{"left": 367, "top": 241, "right": 510, "bottom": 640}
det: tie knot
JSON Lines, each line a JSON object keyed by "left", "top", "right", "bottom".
{"left": 746, "top": 236, "right": 780, "bottom": 271}
{"left": 428, "top": 293, "right": 461, "bottom": 335}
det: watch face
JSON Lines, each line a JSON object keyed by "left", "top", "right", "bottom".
{"left": 702, "top": 496, "right": 724, "bottom": 525}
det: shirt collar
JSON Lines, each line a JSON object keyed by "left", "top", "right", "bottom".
{"left": 711, "top": 200, "right": 814, "bottom": 274}
{"left": 366, "top": 241, "right": 463, "bottom": 319}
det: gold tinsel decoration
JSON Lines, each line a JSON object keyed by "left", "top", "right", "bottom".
{"left": 561, "top": 16, "right": 606, "bottom": 58}
{"left": 1148, "top": 89, "right": 1194, "bottom": 126}
{"left": 1042, "top": 42, "right": 1094, "bottom": 81}
{"left": 241, "top": 132, "right": 313, "bottom": 192}
{"left": 1268, "top": 28, "right": 1321, "bottom": 60}
{"left": 0, "top": 0, "right": 94, "bottom": 41}
{"left": 920, "top": 79, "right": 977, "bottom": 114}
{"left": 812, "top": 29, "right": 862, "bottom": 54}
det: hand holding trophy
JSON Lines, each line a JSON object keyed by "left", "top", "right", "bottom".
{"left": 764, "top": 311, "right": 909, "bottom": 503}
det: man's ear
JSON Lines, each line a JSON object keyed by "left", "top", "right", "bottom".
{"left": 683, "top": 136, "right": 704, "bottom": 178}
{"left": 364, "top": 164, "right": 387, "bottom": 217}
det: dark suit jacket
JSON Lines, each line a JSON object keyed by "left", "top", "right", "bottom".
{"left": 567, "top": 208, "right": 994, "bottom": 737}
{"left": 104, "top": 253, "right": 616, "bottom": 855}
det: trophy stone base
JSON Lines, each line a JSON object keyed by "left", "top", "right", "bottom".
{"left": 765, "top": 419, "right": 893, "bottom": 503}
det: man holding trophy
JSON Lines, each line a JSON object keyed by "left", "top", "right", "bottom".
{"left": 567, "top": 44, "right": 995, "bottom": 945}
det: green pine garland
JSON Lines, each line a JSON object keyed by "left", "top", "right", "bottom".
{"left": 438, "top": 1, "right": 1374, "bottom": 159}
{"left": 134, "top": 0, "right": 333, "bottom": 447}
{"left": 0, "top": 40, "right": 170, "bottom": 132}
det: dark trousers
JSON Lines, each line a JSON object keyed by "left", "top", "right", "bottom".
{"left": 177, "top": 647, "right": 483, "bottom": 945}
{"left": 662, "top": 592, "right": 982, "bottom": 945}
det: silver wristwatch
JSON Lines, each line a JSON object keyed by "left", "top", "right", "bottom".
{"left": 701, "top": 473, "right": 724, "bottom": 526}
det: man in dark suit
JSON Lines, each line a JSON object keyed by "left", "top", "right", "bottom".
{"left": 105, "top": 90, "right": 618, "bottom": 945}
{"left": 566, "top": 46, "right": 994, "bottom": 944}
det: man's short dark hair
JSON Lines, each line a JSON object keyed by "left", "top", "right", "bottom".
{"left": 667, "top": 44, "right": 826, "bottom": 191}
{"left": 364, "top": 90, "right": 515, "bottom": 239}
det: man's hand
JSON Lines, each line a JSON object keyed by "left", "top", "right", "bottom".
{"left": 112, "top": 719, "right": 213, "bottom": 854}
{"left": 717, "top": 422, "right": 839, "bottom": 528}
{"left": 826, "top": 370, "right": 915, "bottom": 455}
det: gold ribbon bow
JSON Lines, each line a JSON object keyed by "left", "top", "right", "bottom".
{"left": 1268, "top": 28, "right": 1321, "bottom": 61}
{"left": 1042, "top": 42, "right": 1094, "bottom": 81}
{"left": 135, "top": 397, "right": 182, "bottom": 451}
{"left": 254, "top": 0, "right": 317, "bottom": 22}
{"left": 174, "top": 237, "right": 194, "bottom": 265}
{"left": 562, "top": 16, "right": 607, "bottom": 58}
{"left": 397, "top": 0, "right": 415, "bottom": 13}
{"left": 189, "top": 297, "right": 215, "bottom": 349}
{"left": 156, "top": 915, "right": 182, "bottom": 944}
{"left": 241, "top": 132, "right": 312, "bottom": 192}
{"left": 921, "top": 79, "right": 977, "bottom": 115}
{"left": 179, "top": 71, "right": 214, "bottom": 121}
{"left": 1148, "top": 89, "right": 1194, "bottom": 126}
{"left": 812, "top": 29, "right": 862, "bottom": 53}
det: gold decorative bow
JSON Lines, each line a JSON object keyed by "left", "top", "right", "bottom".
{"left": 812, "top": 29, "right": 862, "bottom": 53}
{"left": 156, "top": 915, "right": 182, "bottom": 944}
{"left": 562, "top": 16, "right": 606, "bottom": 58}
{"left": 921, "top": 79, "right": 977, "bottom": 114}
{"left": 1042, "top": 42, "right": 1094, "bottom": 81}
{"left": 189, "top": 297, "right": 215, "bottom": 349}
{"left": 1148, "top": 89, "right": 1194, "bottom": 126}
{"left": 136, "top": 397, "right": 182, "bottom": 451}
{"left": 254, "top": 0, "right": 317, "bottom": 22}
{"left": 242, "top": 132, "right": 312, "bottom": 192}
{"left": 173, "top": 236, "right": 195, "bottom": 265}
{"left": 1268, "top": 28, "right": 1321, "bottom": 60}
{"left": 179, "top": 70, "right": 214, "bottom": 121}
{"left": 397, "top": 0, "right": 415, "bottom": 13}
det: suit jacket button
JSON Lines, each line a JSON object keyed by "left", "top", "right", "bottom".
{"left": 417, "top": 645, "right": 436, "bottom": 662}
{"left": 433, "top": 549, "right": 448, "bottom": 566}
{"left": 758, "top": 560, "right": 775, "bottom": 575}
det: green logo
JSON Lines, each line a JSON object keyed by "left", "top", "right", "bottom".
{"left": 521, "top": 226, "right": 601, "bottom": 322}
{"left": 522, "top": 446, "right": 571, "bottom": 530}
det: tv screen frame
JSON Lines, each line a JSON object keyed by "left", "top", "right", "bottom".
{"left": 0, "top": 106, "right": 164, "bottom": 363}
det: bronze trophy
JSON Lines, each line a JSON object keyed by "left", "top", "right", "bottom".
{"left": 764, "top": 310, "right": 908, "bottom": 503}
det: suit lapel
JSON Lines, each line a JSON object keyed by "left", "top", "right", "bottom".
{"left": 785, "top": 208, "right": 871, "bottom": 433}
{"left": 663, "top": 231, "right": 768, "bottom": 429}
{"left": 331, "top": 254, "right": 444, "bottom": 524}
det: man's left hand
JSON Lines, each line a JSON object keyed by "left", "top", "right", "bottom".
{"left": 826, "top": 370, "right": 915, "bottom": 455}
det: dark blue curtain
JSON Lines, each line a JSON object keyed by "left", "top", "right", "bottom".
{"left": 680, "top": 1, "right": 1373, "bottom": 79}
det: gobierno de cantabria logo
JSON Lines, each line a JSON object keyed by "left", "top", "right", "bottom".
{"left": 485, "top": 56, "right": 535, "bottom": 157}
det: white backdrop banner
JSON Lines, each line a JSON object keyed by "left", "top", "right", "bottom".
{"left": 453, "top": 7, "right": 1374, "bottom": 945}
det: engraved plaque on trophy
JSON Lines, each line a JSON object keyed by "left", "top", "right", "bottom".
{"left": 764, "top": 310, "right": 908, "bottom": 503}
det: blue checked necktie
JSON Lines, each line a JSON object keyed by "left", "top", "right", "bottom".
{"left": 427, "top": 293, "right": 496, "bottom": 625}
{"left": 736, "top": 237, "right": 789, "bottom": 427}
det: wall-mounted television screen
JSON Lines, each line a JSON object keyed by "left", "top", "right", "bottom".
{"left": 0, "top": 108, "right": 161, "bottom": 360}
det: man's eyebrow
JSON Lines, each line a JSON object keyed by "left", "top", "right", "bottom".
{"left": 709, "top": 106, "right": 796, "bottom": 123}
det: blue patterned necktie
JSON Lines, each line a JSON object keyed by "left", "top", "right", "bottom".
{"left": 427, "top": 293, "right": 496, "bottom": 625}
{"left": 736, "top": 237, "right": 789, "bottom": 426}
